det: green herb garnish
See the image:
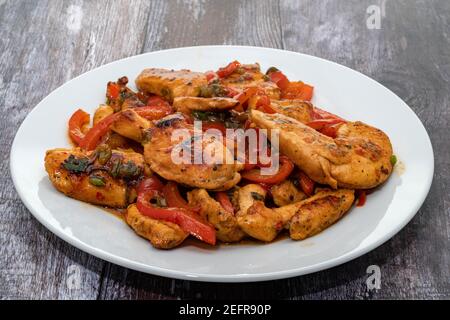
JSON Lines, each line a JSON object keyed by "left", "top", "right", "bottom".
{"left": 251, "top": 192, "right": 265, "bottom": 201}
{"left": 265, "top": 66, "right": 279, "bottom": 75}
{"left": 390, "top": 155, "right": 397, "bottom": 166}
{"left": 89, "top": 175, "right": 106, "bottom": 187}
{"left": 62, "top": 155, "right": 89, "bottom": 173}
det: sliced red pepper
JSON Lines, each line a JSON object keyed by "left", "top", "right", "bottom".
{"left": 234, "top": 87, "right": 258, "bottom": 110}
{"left": 281, "top": 81, "right": 314, "bottom": 101}
{"left": 241, "top": 156, "right": 294, "bottom": 185}
{"left": 215, "top": 192, "right": 234, "bottom": 214}
{"left": 356, "top": 190, "right": 367, "bottom": 207}
{"left": 298, "top": 171, "right": 315, "bottom": 196}
{"left": 78, "top": 113, "right": 119, "bottom": 151}
{"left": 137, "top": 190, "right": 216, "bottom": 245}
{"left": 312, "top": 107, "right": 345, "bottom": 121}
{"left": 68, "top": 109, "right": 90, "bottom": 145}
{"left": 201, "top": 122, "right": 227, "bottom": 135}
{"left": 268, "top": 71, "right": 290, "bottom": 91}
{"left": 307, "top": 118, "right": 346, "bottom": 130}
{"left": 205, "top": 70, "right": 218, "bottom": 82}
{"left": 318, "top": 123, "right": 344, "bottom": 138}
{"left": 137, "top": 176, "right": 164, "bottom": 194}
{"left": 217, "top": 60, "right": 240, "bottom": 78}
{"left": 134, "top": 104, "right": 173, "bottom": 120}
{"left": 162, "top": 181, "right": 190, "bottom": 210}
{"left": 107, "top": 82, "right": 121, "bottom": 100}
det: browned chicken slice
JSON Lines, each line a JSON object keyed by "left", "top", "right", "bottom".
{"left": 143, "top": 113, "right": 243, "bottom": 190}
{"left": 220, "top": 63, "right": 281, "bottom": 99}
{"left": 288, "top": 189, "right": 355, "bottom": 240}
{"left": 270, "top": 180, "right": 307, "bottom": 207}
{"left": 268, "top": 100, "right": 314, "bottom": 123}
{"left": 135, "top": 68, "right": 207, "bottom": 102}
{"left": 110, "top": 109, "right": 151, "bottom": 142}
{"left": 173, "top": 97, "right": 238, "bottom": 114}
{"left": 187, "top": 189, "right": 245, "bottom": 242}
{"left": 250, "top": 110, "right": 393, "bottom": 189}
{"left": 236, "top": 184, "right": 355, "bottom": 242}
{"left": 235, "top": 184, "right": 280, "bottom": 241}
{"left": 125, "top": 204, "right": 188, "bottom": 249}
{"left": 45, "top": 147, "right": 144, "bottom": 208}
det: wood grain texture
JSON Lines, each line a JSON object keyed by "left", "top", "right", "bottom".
{"left": 1, "top": 0, "right": 449, "bottom": 300}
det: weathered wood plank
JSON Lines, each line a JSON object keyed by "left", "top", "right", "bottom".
{"left": 1, "top": 0, "right": 449, "bottom": 299}
{"left": 0, "top": 0, "right": 152, "bottom": 299}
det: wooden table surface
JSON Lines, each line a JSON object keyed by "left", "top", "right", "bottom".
{"left": 1, "top": 0, "right": 449, "bottom": 300}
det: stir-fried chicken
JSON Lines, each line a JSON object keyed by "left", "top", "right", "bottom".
{"left": 236, "top": 184, "right": 355, "bottom": 242}
{"left": 45, "top": 148, "right": 144, "bottom": 208}
{"left": 136, "top": 68, "right": 208, "bottom": 102}
{"left": 187, "top": 189, "right": 245, "bottom": 242}
{"left": 126, "top": 204, "right": 188, "bottom": 249}
{"left": 143, "top": 113, "right": 244, "bottom": 190}
{"left": 250, "top": 110, "right": 393, "bottom": 189}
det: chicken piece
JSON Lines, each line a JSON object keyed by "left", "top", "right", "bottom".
{"left": 143, "top": 113, "right": 243, "bottom": 190}
{"left": 236, "top": 184, "right": 355, "bottom": 242}
{"left": 93, "top": 104, "right": 114, "bottom": 125}
{"left": 269, "top": 100, "right": 314, "bottom": 123}
{"left": 135, "top": 68, "right": 207, "bottom": 102}
{"left": 270, "top": 180, "right": 307, "bottom": 206}
{"left": 219, "top": 63, "right": 281, "bottom": 99}
{"left": 235, "top": 185, "right": 281, "bottom": 242}
{"left": 125, "top": 204, "right": 188, "bottom": 249}
{"left": 173, "top": 97, "right": 238, "bottom": 114}
{"left": 110, "top": 109, "right": 151, "bottom": 142}
{"left": 45, "top": 148, "right": 144, "bottom": 208}
{"left": 288, "top": 189, "right": 355, "bottom": 240}
{"left": 187, "top": 189, "right": 245, "bottom": 242}
{"left": 250, "top": 110, "right": 393, "bottom": 189}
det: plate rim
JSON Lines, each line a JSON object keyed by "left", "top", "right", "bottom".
{"left": 10, "top": 45, "right": 435, "bottom": 282}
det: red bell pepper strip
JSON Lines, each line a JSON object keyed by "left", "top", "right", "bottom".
{"left": 298, "top": 171, "right": 315, "bottom": 196}
{"left": 312, "top": 107, "right": 345, "bottom": 121}
{"left": 137, "top": 176, "right": 164, "bottom": 194}
{"left": 134, "top": 104, "right": 173, "bottom": 120}
{"left": 241, "top": 156, "right": 294, "bottom": 185}
{"left": 162, "top": 181, "right": 191, "bottom": 210}
{"left": 201, "top": 122, "right": 227, "bottom": 135}
{"left": 234, "top": 87, "right": 258, "bottom": 109}
{"left": 215, "top": 192, "right": 234, "bottom": 214}
{"left": 268, "top": 71, "right": 290, "bottom": 91}
{"left": 106, "top": 82, "right": 121, "bottom": 100}
{"left": 281, "top": 82, "right": 314, "bottom": 101}
{"left": 318, "top": 123, "right": 344, "bottom": 138}
{"left": 68, "top": 109, "right": 90, "bottom": 145}
{"left": 307, "top": 118, "right": 346, "bottom": 130}
{"left": 136, "top": 186, "right": 216, "bottom": 245}
{"left": 356, "top": 190, "right": 367, "bottom": 207}
{"left": 205, "top": 70, "right": 218, "bottom": 82}
{"left": 78, "top": 112, "right": 119, "bottom": 151}
{"left": 216, "top": 60, "right": 240, "bottom": 78}
{"left": 137, "top": 191, "right": 216, "bottom": 245}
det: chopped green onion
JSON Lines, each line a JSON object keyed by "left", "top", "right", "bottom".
{"left": 89, "top": 175, "right": 106, "bottom": 187}
{"left": 390, "top": 155, "right": 397, "bottom": 166}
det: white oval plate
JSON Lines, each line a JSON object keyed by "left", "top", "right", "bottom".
{"left": 11, "top": 46, "right": 433, "bottom": 282}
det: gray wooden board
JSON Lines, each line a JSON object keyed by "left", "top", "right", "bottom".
{"left": 0, "top": 0, "right": 448, "bottom": 299}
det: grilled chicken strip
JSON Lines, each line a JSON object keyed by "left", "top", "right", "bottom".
{"left": 270, "top": 180, "right": 307, "bottom": 207}
{"left": 125, "top": 204, "right": 188, "bottom": 249}
{"left": 135, "top": 68, "right": 208, "bottom": 102}
{"left": 143, "top": 113, "right": 244, "bottom": 190}
{"left": 173, "top": 97, "right": 239, "bottom": 114}
{"left": 236, "top": 184, "right": 355, "bottom": 242}
{"left": 45, "top": 148, "right": 144, "bottom": 208}
{"left": 187, "top": 189, "right": 245, "bottom": 242}
{"left": 250, "top": 110, "right": 393, "bottom": 189}
{"left": 219, "top": 63, "right": 281, "bottom": 99}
